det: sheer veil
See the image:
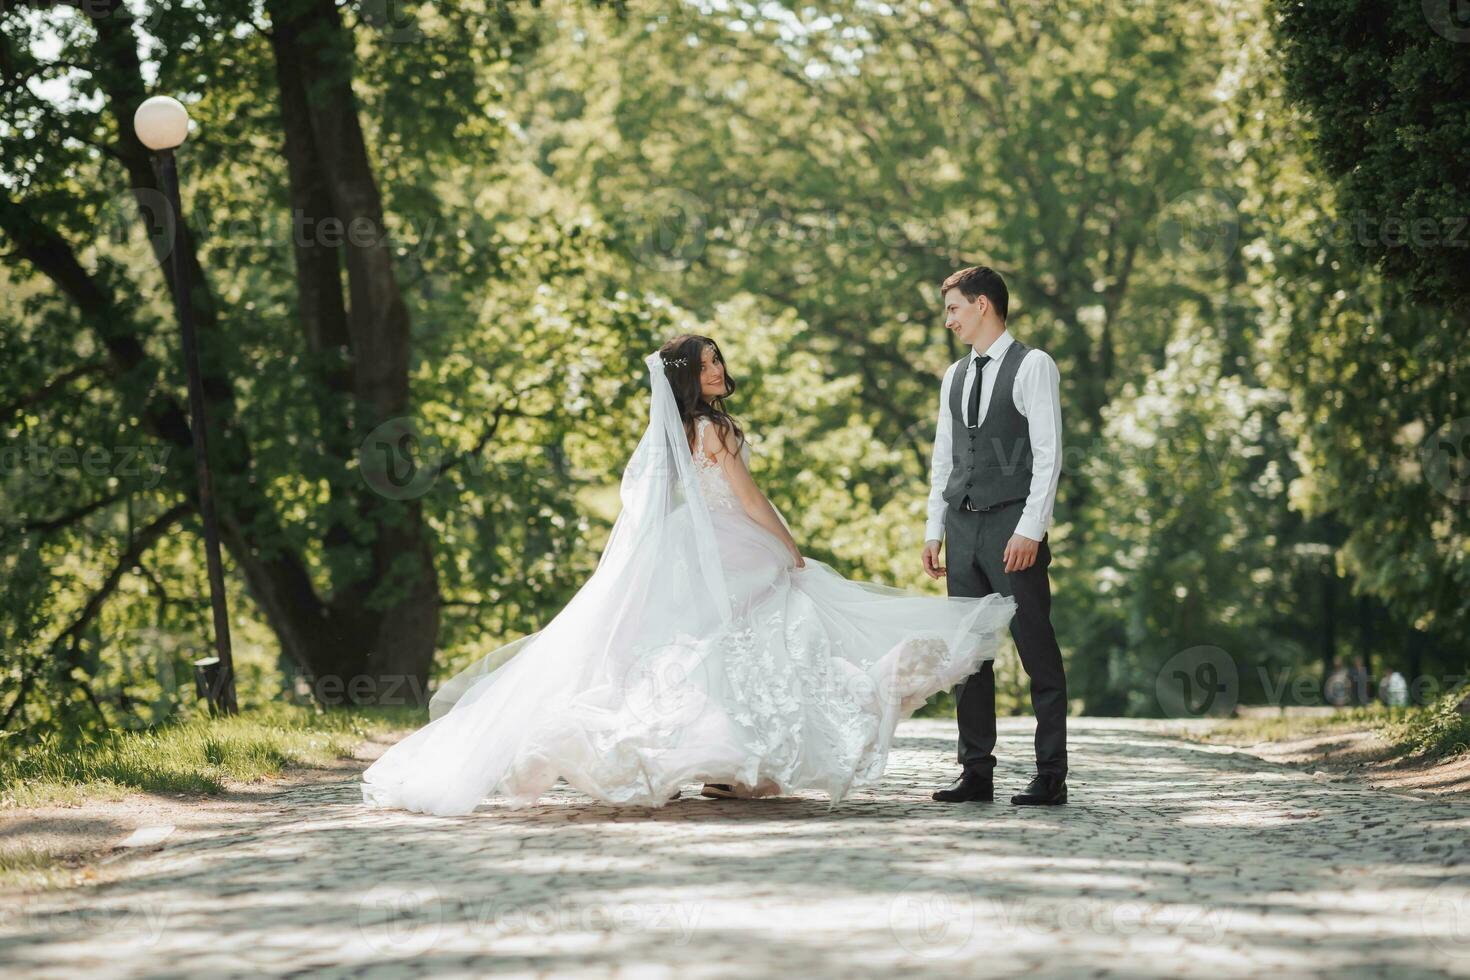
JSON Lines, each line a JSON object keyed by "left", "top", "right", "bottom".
{"left": 426, "top": 351, "right": 731, "bottom": 720}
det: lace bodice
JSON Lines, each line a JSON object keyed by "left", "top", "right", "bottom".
{"left": 692, "top": 416, "right": 749, "bottom": 512}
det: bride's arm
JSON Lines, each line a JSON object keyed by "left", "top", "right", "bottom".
{"left": 702, "top": 422, "right": 804, "bottom": 567}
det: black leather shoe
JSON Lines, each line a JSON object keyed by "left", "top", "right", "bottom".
{"left": 931, "top": 771, "right": 994, "bottom": 802}
{"left": 1010, "top": 773, "right": 1067, "bottom": 805}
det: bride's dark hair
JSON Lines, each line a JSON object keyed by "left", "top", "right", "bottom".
{"left": 658, "top": 333, "right": 744, "bottom": 455}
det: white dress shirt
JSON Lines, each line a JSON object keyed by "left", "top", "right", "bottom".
{"left": 925, "top": 329, "right": 1062, "bottom": 543}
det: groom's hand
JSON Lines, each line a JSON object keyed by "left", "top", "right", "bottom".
{"left": 1003, "top": 533, "right": 1039, "bottom": 573}
{"left": 922, "top": 539, "right": 945, "bottom": 579}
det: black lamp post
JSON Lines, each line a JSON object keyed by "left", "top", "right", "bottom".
{"left": 133, "top": 96, "right": 238, "bottom": 715}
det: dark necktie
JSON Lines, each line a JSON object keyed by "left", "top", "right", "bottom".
{"left": 966, "top": 354, "right": 992, "bottom": 427}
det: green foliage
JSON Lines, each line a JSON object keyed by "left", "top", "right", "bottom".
{"left": 522, "top": 0, "right": 1235, "bottom": 456}
{"left": 1062, "top": 326, "right": 1308, "bottom": 715}
{"left": 1238, "top": 6, "right": 1470, "bottom": 643}
{"left": 1386, "top": 686, "right": 1470, "bottom": 761}
{"left": 1274, "top": 0, "right": 1470, "bottom": 312}
{"left": 1, "top": 0, "right": 1465, "bottom": 744}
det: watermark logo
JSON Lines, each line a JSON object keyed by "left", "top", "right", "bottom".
{"left": 0, "top": 438, "right": 169, "bottom": 489}
{"left": 97, "top": 189, "right": 174, "bottom": 276}
{"left": 76, "top": 1, "right": 169, "bottom": 32}
{"left": 843, "top": 637, "right": 962, "bottom": 718}
{"left": 92, "top": 627, "right": 190, "bottom": 717}
{"left": 358, "top": 416, "right": 444, "bottom": 500}
{"left": 358, "top": 0, "right": 425, "bottom": 44}
{"left": 1422, "top": 878, "right": 1470, "bottom": 960}
{"left": 1423, "top": 0, "right": 1470, "bottom": 42}
{"left": 626, "top": 188, "right": 708, "bottom": 272}
{"left": 1157, "top": 188, "right": 1239, "bottom": 271}
{"left": 620, "top": 635, "right": 710, "bottom": 732}
{"left": 1156, "top": 645, "right": 1239, "bottom": 718}
{"left": 458, "top": 895, "right": 704, "bottom": 942}
{"left": 889, "top": 879, "right": 976, "bottom": 958}
{"left": 309, "top": 672, "right": 429, "bottom": 707}
{"left": 357, "top": 883, "right": 444, "bottom": 955}
{"left": 1421, "top": 417, "right": 1470, "bottom": 501}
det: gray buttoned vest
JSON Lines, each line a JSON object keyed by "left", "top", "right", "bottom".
{"left": 943, "top": 339, "right": 1033, "bottom": 511}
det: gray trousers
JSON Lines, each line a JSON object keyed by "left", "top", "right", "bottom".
{"left": 944, "top": 498, "right": 1068, "bottom": 778}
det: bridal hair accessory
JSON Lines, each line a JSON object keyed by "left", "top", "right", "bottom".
{"left": 661, "top": 355, "right": 691, "bottom": 368}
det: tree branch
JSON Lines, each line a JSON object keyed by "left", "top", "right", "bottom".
{"left": 16, "top": 488, "right": 128, "bottom": 535}
{"left": 49, "top": 502, "right": 190, "bottom": 676}
{"left": 436, "top": 401, "right": 539, "bottom": 477}
{"left": 0, "top": 360, "right": 108, "bottom": 421}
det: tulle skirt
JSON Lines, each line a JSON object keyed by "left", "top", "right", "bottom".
{"left": 360, "top": 503, "right": 1016, "bottom": 815}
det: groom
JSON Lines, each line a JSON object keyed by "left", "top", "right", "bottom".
{"left": 920, "top": 265, "right": 1069, "bottom": 806}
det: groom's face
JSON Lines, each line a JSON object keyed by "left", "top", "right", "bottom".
{"left": 943, "top": 287, "right": 985, "bottom": 346}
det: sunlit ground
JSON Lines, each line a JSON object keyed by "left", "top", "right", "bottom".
{"left": 1, "top": 718, "right": 1466, "bottom": 977}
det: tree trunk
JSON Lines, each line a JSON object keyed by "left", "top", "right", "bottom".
{"left": 2, "top": 0, "right": 441, "bottom": 707}
{"left": 264, "top": 0, "right": 440, "bottom": 701}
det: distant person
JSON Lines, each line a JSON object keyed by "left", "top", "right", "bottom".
{"left": 1347, "top": 656, "right": 1372, "bottom": 706}
{"left": 1324, "top": 658, "right": 1350, "bottom": 707}
{"left": 1380, "top": 670, "right": 1410, "bottom": 707}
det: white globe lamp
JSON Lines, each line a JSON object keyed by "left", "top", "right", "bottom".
{"left": 133, "top": 96, "right": 190, "bottom": 151}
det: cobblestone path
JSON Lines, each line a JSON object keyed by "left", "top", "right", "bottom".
{"left": 2, "top": 718, "right": 1467, "bottom": 978}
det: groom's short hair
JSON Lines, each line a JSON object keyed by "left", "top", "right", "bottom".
{"left": 940, "top": 266, "right": 1008, "bottom": 321}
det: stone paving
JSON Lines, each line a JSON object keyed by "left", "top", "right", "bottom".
{"left": 1, "top": 718, "right": 1468, "bottom": 978}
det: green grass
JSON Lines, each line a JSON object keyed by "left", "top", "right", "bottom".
{"left": 1184, "top": 688, "right": 1470, "bottom": 764}
{"left": 0, "top": 842, "right": 90, "bottom": 892}
{"left": 1189, "top": 706, "right": 1407, "bottom": 745}
{"left": 0, "top": 702, "right": 425, "bottom": 809}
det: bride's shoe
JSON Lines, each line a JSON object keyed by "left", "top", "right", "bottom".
{"left": 701, "top": 778, "right": 781, "bottom": 799}
{"left": 745, "top": 777, "right": 781, "bottom": 798}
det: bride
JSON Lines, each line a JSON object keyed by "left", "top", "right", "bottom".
{"left": 360, "top": 334, "right": 1017, "bottom": 815}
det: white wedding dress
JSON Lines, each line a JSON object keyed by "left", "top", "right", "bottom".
{"left": 360, "top": 354, "right": 1017, "bottom": 815}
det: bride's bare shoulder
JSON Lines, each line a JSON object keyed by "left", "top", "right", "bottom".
{"left": 696, "top": 416, "right": 746, "bottom": 461}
